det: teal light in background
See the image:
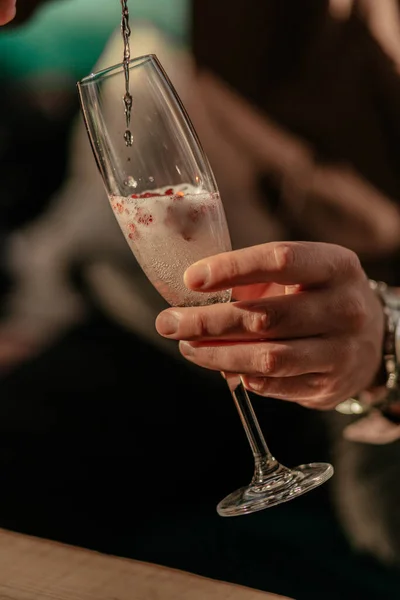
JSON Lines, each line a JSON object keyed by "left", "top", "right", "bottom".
{"left": 0, "top": 0, "right": 189, "bottom": 81}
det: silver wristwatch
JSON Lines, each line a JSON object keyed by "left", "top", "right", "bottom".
{"left": 336, "top": 280, "right": 400, "bottom": 423}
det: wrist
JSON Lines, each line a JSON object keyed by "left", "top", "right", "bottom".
{"left": 336, "top": 280, "right": 400, "bottom": 436}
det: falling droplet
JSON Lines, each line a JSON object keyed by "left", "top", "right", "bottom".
{"left": 148, "top": 176, "right": 154, "bottom": 183}
{"left": 124, "top": 130, "right": 133, "bottom": 146}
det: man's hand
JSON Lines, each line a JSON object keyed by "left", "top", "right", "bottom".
{"left": 156, "top": 242, "right": 385, "bottom": 410}
{"left": 0, "top": 0, "right": 16, "bottom": 25}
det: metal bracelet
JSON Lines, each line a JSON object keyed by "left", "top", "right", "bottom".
{"left": 336, "top": 280, "right": 400, "bottom": 422}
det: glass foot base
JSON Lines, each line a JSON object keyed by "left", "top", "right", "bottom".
{"left": 217, "top": 462, "right": 334, "bottom": 517}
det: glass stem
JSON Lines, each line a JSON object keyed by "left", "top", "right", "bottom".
{"left": 224, "top": 374, "right": 281, "bottom": 483}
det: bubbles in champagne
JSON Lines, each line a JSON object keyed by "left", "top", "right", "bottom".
{"left": 125, "top": 175, "right": 138, "bottom": 188}
{"left": 109, "top": 185, "right": 232, "bottom": 306}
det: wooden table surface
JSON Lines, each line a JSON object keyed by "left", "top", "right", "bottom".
{"left": 0, "top": 528, "right": 292, "bottom": 599}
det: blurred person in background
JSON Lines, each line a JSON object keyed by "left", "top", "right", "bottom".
{"left": 1, "top": 1, "right": 400, "bottom": 599}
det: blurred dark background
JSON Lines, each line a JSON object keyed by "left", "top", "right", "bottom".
{"left": 1, "top": 2, "right": 400, "bottom": 599}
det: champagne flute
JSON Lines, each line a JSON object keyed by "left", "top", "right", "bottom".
{"left": 77, "top": 54, "right": 333, "bottom": 516}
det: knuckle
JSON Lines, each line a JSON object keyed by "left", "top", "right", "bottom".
{"left": 339, "top": 247, "right": 363, "bottom": 278}
{"left": 191, "top": 311, "right": 209, "bottom": 337}
{"left": 252, "top": 347, "right": 269, "bottom": 375}
{"left": 225, "top": 254, "right": 241, "bottom": 281}
{"left": 308, "top": 373, "right": 328, "bottom": 393}
{"left": 266, "top": 349, "right": 283, "bottom": 375}
{"left": 325, "top": 255, "right": 339, "bottom": 280}
{"left": 320, "top": 392, "right": 343, "bottom": 410}
{"left": 312, "top": 375, "right": 343, "bottom": 408}
{"left": 246, "top": 307, "right": 270, "bottom": 335}
{"left": 253, "top": 346, "right": 282, "bottom": 375}
{"left": 345, "top": 249, "right": 362, "bottom": 276}
{"left": 324, "top": 246, "right": 362, "bottom": 282}
{"left": 299, "top": 372, "right": 343, "bottom": 409}
{"left": 273, "top": 243, "right": 296, "bottom": 272}
{"left": 306, "top": 374, "right": 341, "bottom": 404}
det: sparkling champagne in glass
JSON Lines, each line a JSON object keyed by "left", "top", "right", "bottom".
{"left": 77, "top": 55, "right": 333, "bottom": 516}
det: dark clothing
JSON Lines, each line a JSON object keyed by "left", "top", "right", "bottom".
{"left": 193, "top": 0, "right": 400, "bottom": 284}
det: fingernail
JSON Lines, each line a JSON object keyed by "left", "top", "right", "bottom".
{"left": 179, "top": 341, "right": 194, "bottom": 357}
{"left": 246, "top": 378, "right": 265, "bottom": 392}
{"left": 156, "top": 311, "right": 180, "bottom": 336}
{"left": 184, "top": 262, "right": 211, "bottom": 290}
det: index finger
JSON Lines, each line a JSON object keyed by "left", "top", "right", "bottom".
{"left": 184, "top": 241, "right": 361, "bottom": 291}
